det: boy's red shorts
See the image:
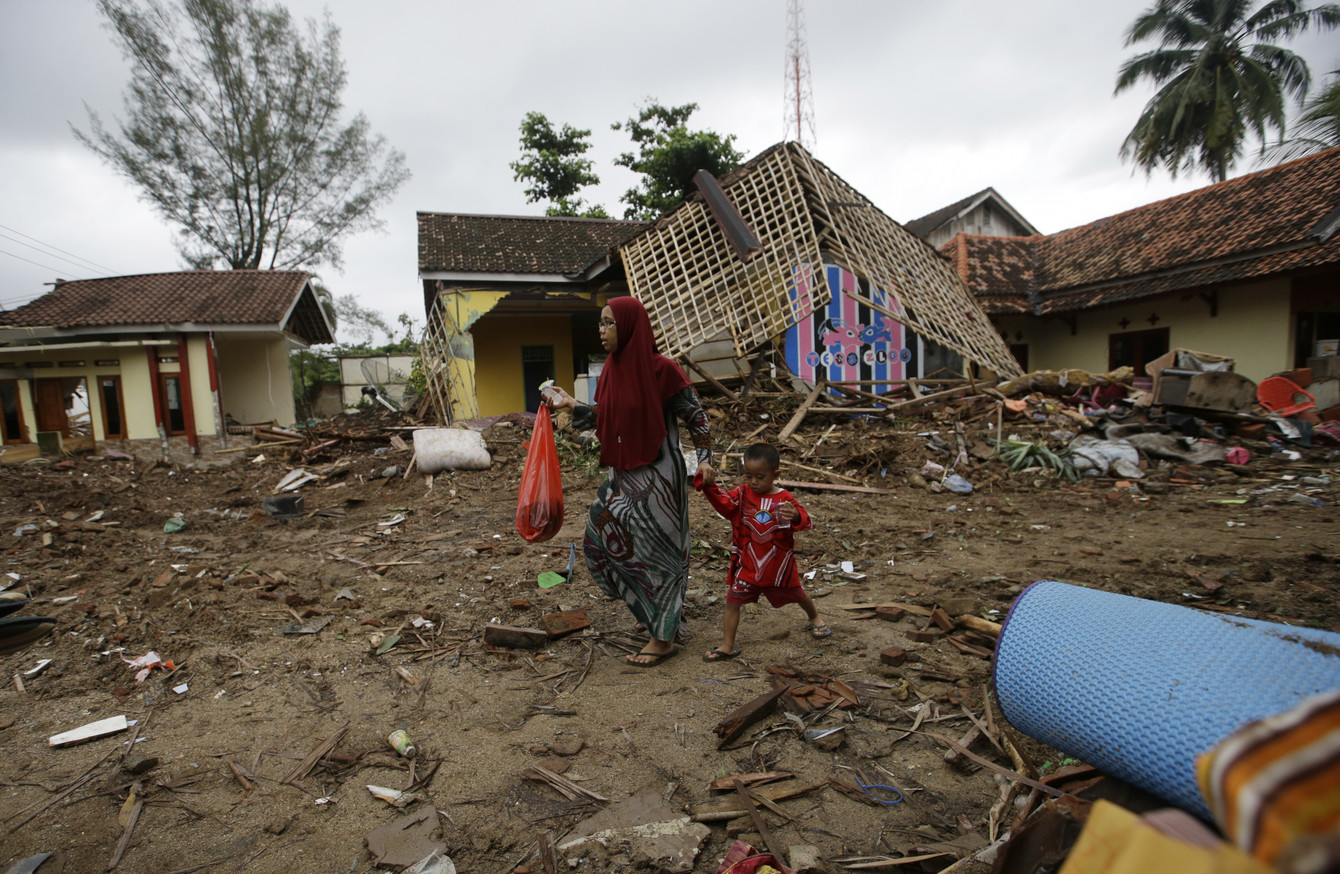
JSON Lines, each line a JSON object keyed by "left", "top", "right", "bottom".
{"left": 726, "top": 580, "right": 808, "bottom": 607}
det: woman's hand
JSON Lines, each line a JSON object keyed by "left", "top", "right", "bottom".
{"left": 696, "top": 461, "right": 717, "bottom": 487}
{"left": 543, "top": 385, "right": 577, "bottom": 411}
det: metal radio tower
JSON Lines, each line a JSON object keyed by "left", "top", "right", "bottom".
{"left": 784, "top": 0, "right": 816, "bottom": 148}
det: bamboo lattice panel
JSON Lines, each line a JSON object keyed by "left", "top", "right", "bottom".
{"left": 620, "top": 146, "right": 831, "bottom": 360}
{"left": 791, "top": 146, "right": 1024, "bottom": 378}
{"left": 417, "top": 290, "right": 479, "bottom": 424}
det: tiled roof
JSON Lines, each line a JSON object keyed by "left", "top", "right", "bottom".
{"left": 948, "top": 147, "right": 1340, "bottom": 315}
{"left": 417, "top": 213, "right": 649, "bottom": 276}
{"left": 948, "top": 235, "right": 1040, "bottom": 315}
{"left": 0, "top": 270, "right": 331, "bottom": 342}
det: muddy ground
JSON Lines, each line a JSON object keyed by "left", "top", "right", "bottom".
{"left": 0, "top": 399, "right": 1337, "bottom": 874}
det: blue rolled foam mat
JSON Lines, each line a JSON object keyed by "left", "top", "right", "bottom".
{"left": 992, "top": 580, "right": 1340, "bottom": 820}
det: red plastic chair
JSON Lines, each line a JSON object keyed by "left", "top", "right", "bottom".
{"left": 1256, "top": 376, "right": 1316, "bottom": 417}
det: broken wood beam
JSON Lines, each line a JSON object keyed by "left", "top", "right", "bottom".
{"left": 881, "top": 385, "right": 979, "bottom": 415}
{"left": 282, "top": 725, "right": 348, "bottom": 786}
{"left": 776, "top": 480, "right": 894, "bottom": 495}
{"left": 681, "top": 357, "right": 738, "bottom": 402}
{"left": 781, "top": 458, "right": 861, "bottom": 484}
{"left": 734, "top": 778, "right": 787, "bottom": 863}
{"left": 956, "top": 615, "right": 1002, "bottom": 638}
{"left": 688, "top": 780, "right": 826, "bottom": 822}
{"left": 778, "top": 381, "right": 828, "bottom": 441}
{"left": 712, "top": 687, "right": 786, "bottom": 749}
{"left": 708, "top": 771, "right": 794, "bottom": 793}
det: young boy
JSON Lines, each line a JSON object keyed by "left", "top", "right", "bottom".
{"left": 696, "top": 443, "right": 830, "bottom": 662}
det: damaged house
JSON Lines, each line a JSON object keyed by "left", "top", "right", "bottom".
{"left": 947, "top": 146, "right": 1340, "bottom": 382}
{"left": 417, "top": 142, "right": 1022, "bottom": 420}
{"left": 0, "top": 270, "right": 333, "bottom": 462}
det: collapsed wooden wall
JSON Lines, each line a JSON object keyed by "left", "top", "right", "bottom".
{"left": 620, "top": 142, "right": 1024, "bottom": 380}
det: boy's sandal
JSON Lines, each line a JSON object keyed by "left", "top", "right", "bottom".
{"left": 809, "top": 622, "right": 832, "bottom": 639}
{"left": 703, "top": 646, "right": 742, "bottom": 662}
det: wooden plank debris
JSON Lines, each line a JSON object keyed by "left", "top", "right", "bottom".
{"left": 540, "top": 609, "right": 590, "bottom": 639}
{"left": 687, "top": 780, "right": 826, "bottom": 822}
{"left": 734, "top": 778, "right": 787, "bottom": 862}
{"left": 708, "top": 771, "right": 794, "bottom": 793}
{"left": 282, "top": 725, "right": 348, "bottom": 786}
{"left": 779, "top": 381, "right": 828, "bottom": 441}
{"left": 49, "top": 715, "right": 129, "bottom": 747}
{"left": 484, "top": 623, "right": 549, "bottom": 650}
{"left": 712, "top": 687, "right": 786, "bottom": 749}
{"left": 522, "top": 765, "right": 608, "bottom": 803}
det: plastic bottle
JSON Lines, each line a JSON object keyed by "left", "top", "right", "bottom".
{"left": 387, "top": 729, "right": 416, "bottom": 758}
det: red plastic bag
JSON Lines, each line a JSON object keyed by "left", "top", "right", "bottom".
{"left": 515, "top": 405, "right": 564, "bottom": 542}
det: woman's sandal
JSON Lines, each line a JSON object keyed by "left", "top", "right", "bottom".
{"left": 627, "top": 647, "right": 679, "bottom": 668}
{"left": 703, "top": 646, "right": 742, "bottom": 662}
{"left": 809, "top": 622, "right": 832, "bottom": 639}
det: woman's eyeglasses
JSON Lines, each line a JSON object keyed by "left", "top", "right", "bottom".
{"left": 599, "top": 318, "right": 617, "bottom": 329}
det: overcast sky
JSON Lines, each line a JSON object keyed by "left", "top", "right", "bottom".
{"left": 1, "top": 0, "right": 1335, "bottom": 340}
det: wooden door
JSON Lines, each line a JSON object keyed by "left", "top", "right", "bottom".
{"left": 33, "top": 379, "right": 68, "bottom": 435}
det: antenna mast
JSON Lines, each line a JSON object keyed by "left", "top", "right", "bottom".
{"left": 784, "top": 0, "right": 816, "bottom": 148}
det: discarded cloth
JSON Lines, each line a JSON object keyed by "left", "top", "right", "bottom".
{"left": 1069, "top": 435, "right": 1144, "bottom": 479}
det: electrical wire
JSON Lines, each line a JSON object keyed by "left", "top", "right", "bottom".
{"left": 0, "top": 222, "right": 118, "bottom": 275}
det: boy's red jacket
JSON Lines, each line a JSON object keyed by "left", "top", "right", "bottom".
{"left": 697, "top": 480, "right": 812, "bottom": 589}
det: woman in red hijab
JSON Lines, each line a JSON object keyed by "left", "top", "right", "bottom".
{"left": 546, "top": 297, "right": 716, "bottom": 666}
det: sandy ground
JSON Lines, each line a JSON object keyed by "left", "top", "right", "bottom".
{"left": 0, "top": 401, "right": 1336, "bottom": 874}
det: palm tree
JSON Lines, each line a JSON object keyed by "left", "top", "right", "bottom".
{"left": 1264, "top": 66, "right": 1340, "bottom": 162}
{"left": 1115, "top": 0, "right": 1340, "bottom": 182}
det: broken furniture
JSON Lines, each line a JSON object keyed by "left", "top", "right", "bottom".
{"left": 1256, "top": 376, "right": 1317, "bottom": 418}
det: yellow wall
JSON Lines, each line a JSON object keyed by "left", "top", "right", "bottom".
{"left": 995, "top": 279, "right": 1293, "bottom": 382}
{"left": 471, "top": 314, "right": 577, "bottom": 416}
{"left": 186, "top": 336, "right": 219, "bottom": 437}
{"left": 0, "top": 345, "right": 165, "bottom": 442}
{"left": 213, "top": 337, "right": 298, "bottom": 426}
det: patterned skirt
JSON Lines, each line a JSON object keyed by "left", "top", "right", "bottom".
{"left": 582, "top": 424, "right": 691, "bottom": 643}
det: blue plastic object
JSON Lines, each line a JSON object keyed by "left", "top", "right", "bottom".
{"left": 855, "top": 776, "right": 903, "bottom": 806}
{"left": 993, "top": 580, "right": 1340, "bottom": 820}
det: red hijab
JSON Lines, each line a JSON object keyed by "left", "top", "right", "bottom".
{"left": 593, "top": 296, "right": 691, "bottom": 469}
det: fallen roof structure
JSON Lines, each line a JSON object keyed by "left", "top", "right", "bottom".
{"left": 619, "top": 141, "right": 1024, "bottom": 379}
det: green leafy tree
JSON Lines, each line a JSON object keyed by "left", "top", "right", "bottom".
{"left": 1265, "top": 65, "right": 1340, "bottom": 161}
{"left": 1115, "top": 0, "right": 1340, "bottom": 182}
{"left": 612, "top": 101, "right": 744, "bottom": 220}
{"left": 510, "top": 112, "right": 608, "bottom": 218}
{"left": 290, "top": 348, "right": 338, "bottom": 421}
{"left": 75, "top": 0, "right": 410, "bottom": 270}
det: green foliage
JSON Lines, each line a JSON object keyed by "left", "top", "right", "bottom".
{"left": 612, "top": 101, "right": 744, "bottom": 220}
{"left": 1115, "top": 0, "right": 1340, "bottom": 181}
{"left": 290, "top": 348, "right": 338, "bottom": 420}
{"left": 1266, "top": 66, "right": 1340, "bottom": 161}
{"left": 994, "top": 437, "right": 1080, "bottom": 482}
{"left": 510, "top": 111, "right": 608, "bottom": 218}
{"left": 75, "top": 0, "right": 410, "bottom": 270}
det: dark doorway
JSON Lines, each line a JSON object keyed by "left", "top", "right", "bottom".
{"left": 1109, "top": 328, "right": 1170, "bottom": 374}
{"left": 0, "top": 380, "right": 24, "bottom": 444}
{"left": 521, "top": 346, "right": 555, "bottom": 414}
{"left": 100, "top": 376, "right": 126, "bottom": 440}
{"left": 159, "top": 375, "right": 186, "bottom": 434}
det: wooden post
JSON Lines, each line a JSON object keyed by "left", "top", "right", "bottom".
{"left": 778, "top": 381, "right": 827, "bottom": 441}
{"left": 681, "top": 358, "right": 738, "bottom": 402}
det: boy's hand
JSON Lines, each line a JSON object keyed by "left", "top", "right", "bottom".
{"left": 776, "top": 501, "right": 798, "bottom": 523}
{"left": 696, "top": 461, "right": 717, "bottom": 487}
